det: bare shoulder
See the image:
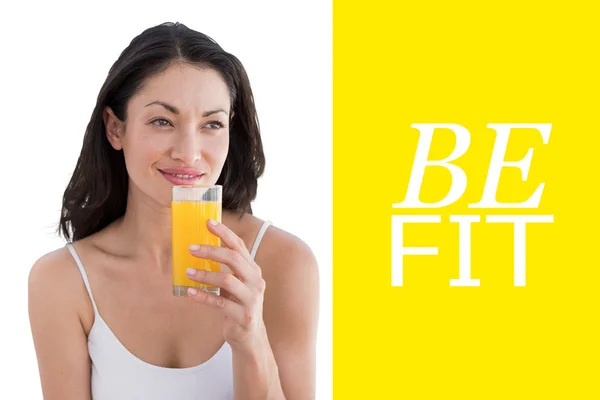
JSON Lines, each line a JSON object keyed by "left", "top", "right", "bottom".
{"left": 251, "top": 217, "right": 320, "bottom": 333}
{"left": 228, "top": 212, "right": 318, "bottom": 272}
{"left": 28, "top": 245, "right": 92, "bottom": 325}
{"left": 228, "top": 211, "right": 321, "bottom": 317}
{"left": 29, "top": 246, "right": 78, "bottom": 294}
{"left": 256, "top": 222, "right": 318, "bottom": 276}
{"left": 237, "top": 213, "right": 319, "bottom": 287}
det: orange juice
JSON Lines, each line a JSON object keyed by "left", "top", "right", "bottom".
{"left": 171, "top": 200, "right": 221, "bottom": 291}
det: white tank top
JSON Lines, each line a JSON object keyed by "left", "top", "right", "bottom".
{"left": 66, "top": 220, "right": 272, "bottom": 400}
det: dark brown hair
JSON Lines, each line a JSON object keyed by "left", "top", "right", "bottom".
{"left": 59, "top": 22, "right": 265, "bottom": 242}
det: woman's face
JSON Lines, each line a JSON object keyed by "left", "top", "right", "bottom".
{"left": 105, "top": 63, "right": 231, "bottom": 207}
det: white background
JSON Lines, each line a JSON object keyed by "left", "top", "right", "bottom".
{"left": 0, "top": 1, "right": 331, "bottom": 398}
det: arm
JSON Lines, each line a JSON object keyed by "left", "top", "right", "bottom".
{"left": 260, "top": 232, "right": 319, "bottom": 399}
{"left": 186, "top": 222, "right": 320, "bottom": 400}
{"left": 28, "top": 250, "right": 93, "bottom": 400}
{"left": 231, "top": 228, "right": 319, "bottom": 400}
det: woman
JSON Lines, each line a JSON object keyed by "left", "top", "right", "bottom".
{"left": 28, "top": 22, "right": 319, "bottom": 400}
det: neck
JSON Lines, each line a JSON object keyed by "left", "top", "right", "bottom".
{"left": 116, "top": 187, "right": 173, "bottom": 270}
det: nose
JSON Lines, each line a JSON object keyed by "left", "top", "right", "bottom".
{"left": 171, "top": 129, "right": 202, "bottom": 164}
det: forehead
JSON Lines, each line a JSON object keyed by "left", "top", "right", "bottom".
{"left": 131, "top": 63, "right": 231, "bottom": 112}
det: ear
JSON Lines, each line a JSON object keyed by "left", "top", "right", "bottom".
{"left": 103, "top": 106, "right": 124, "bottom": 150}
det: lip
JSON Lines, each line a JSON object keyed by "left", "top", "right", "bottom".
{"left": 158, "top": 168, "right": 205, "bottom": 185}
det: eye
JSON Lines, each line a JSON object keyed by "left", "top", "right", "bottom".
{"left": 204, "top": 120, "right": 225, "bottom": 130}
{"left": 150, "top": 118, "right": 173, "bottom": 128}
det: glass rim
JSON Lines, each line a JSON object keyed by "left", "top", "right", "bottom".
{"left": 172, "top": 184, "right": 222, "bottom": 191}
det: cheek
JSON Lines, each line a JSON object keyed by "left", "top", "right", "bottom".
{"left": 205, "top": 133, "right": 229, "bottom": 165}
{"left": 202, "top": 134, "right": 229, "bottom": 180}
{"left": 217, "top": 133, "right": 230, "bottom": 163}
{"left": 122, "top": 133, "right": 167, "bottom": 174}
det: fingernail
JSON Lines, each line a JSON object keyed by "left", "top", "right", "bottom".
{"left": 188, "top": 288, "right": 197, "bottom": 296}
{"left": 186, "top": 268, "right": 196, "bottom": 276}
{"left": 208, "top": 218, "right": 218, "bottom": 226}
{"left": 189, "top": 244, "right": 201, "bottom": 251}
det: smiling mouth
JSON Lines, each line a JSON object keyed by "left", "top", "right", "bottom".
{"left": 164, "top": 173, "right": 197, "bottom": 179}
{"left": 158, "top": 169, "right": 205, "bottom": 184}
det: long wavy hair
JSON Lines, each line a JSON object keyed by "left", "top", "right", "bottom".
{"left": 59, "top": 22, "right": 265, "bottom": 242}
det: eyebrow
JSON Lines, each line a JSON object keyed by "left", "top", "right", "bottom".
{"left": 145, "top": 101, "right": 228, "bottom": 117}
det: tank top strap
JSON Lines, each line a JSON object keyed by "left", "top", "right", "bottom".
{"left": 250, "top": 220, "right": 272, "bottom": 260}
{"left": 66, "top": 243, "right": 99, "bottom": 315}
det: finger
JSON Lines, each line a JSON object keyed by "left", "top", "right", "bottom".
{"left": 189, "top": 245, "right": 257, "bottom": 284}
{"left": 185, "top": 268, "right": 253, "bottom": 305}
{"left": 205, "top": 219, "right": 250, "bottom": 258}
{"left": 187, "top": 287, "right": 248, "bottom": 326}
